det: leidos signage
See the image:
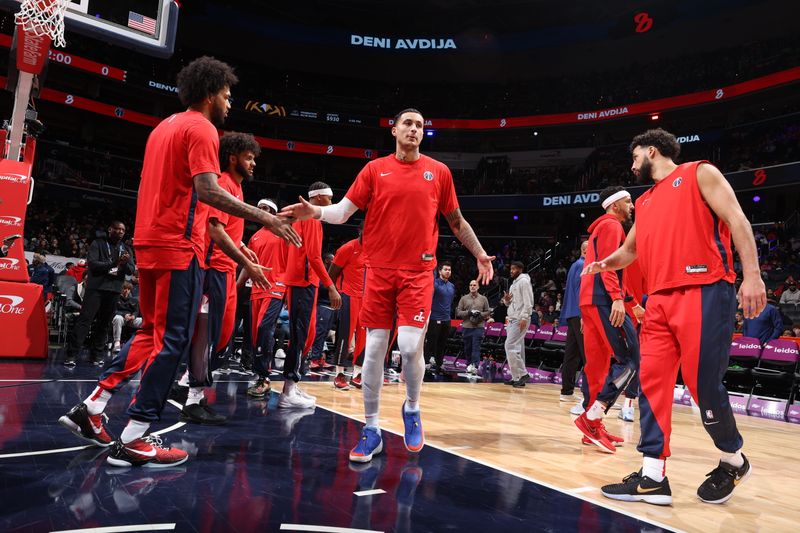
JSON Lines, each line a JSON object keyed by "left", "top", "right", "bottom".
{"left": 0, "top": 294, "right": 25, "bottom": 315}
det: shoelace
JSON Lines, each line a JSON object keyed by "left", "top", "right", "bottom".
{"left": 622, "top": 471, "right": 643, "bottom": 484}
{"left": 704, "top": 464, "right": 736, "bottom": 487}
{"left": 143, "top": 434, "right": 165, "bottom": 449}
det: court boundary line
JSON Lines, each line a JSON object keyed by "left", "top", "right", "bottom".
{"left": 315, "top": 403, "right": 684, "bottom": 533}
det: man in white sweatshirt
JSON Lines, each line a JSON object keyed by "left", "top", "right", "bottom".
{"left": 502, "top": 261, "right": 534, "bottom": 387}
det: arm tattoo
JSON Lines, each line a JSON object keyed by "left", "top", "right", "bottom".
{"left": 194, "top": 173, "right": 269, "bottom": 226}
{"left": 445, "top": 208, "right": 486, "bottom": 258}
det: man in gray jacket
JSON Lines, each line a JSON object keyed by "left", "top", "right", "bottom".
{"left": 502, "top": 261, "right": 534, "bottom": 387}
{"left": 455, "top": 280, "right": 491, "bottom": 374}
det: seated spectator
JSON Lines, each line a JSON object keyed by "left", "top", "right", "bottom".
{"left": 779, "top": 282, "right": 800, "bottom": 305}
{"left": 64, "top": 259, "right": 87, "bottom": 282}
{"left": 543, "top": 304, "right": 559, "bottom": 324}
{"left": 28, "top": 253, "right": 55, "bottom": 297}
{"left": 733, "top": 311, "right": 744, "bottom": 333}
{"left": 111, "top": 281, "right": 142, "bottom": 352}
{"left": 742, "top": 301, "right": 784, "bottom": 345}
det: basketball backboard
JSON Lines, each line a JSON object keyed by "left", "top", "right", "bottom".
{"left": 0, "top": 0, "right": 179, "bottom": 58}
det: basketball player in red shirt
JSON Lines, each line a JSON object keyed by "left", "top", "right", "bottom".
{"left": 586, "top": 129, "right": 765, "bottom": 505}
{"left": 59, "top": 57, "right": 300, "bottom": 468}
{"left": 241, "top": 198, "right": 288, "bottom": 399}
{"left": 178, "top": 132, "right": 270, "bottom": 425}
{"left": 574, "top": 186, "right": 640, "bottom": 453}
{"left": 282, "top": 108, "right": 494, "bottom": 462}
{"left": 280, "top": 182, "right": 342, "bottom": 409}
{"left": 329, "top": 230, "right": 367, "bottom": 389}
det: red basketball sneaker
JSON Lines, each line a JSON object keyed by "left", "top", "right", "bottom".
{"left": 574, "top": 412, "right": 616, "bottom": 453}
{"left": 106, "top": 435, "right": 188, "bottom": 468}
{"left": 58, "top": 403, "right": 114, "bottom": 447}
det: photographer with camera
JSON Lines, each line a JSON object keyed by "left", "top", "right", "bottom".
{"left": 455, "top": 279, "right": 491, "bottom": 374}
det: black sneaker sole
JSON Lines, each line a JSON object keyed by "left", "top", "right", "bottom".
{"left": 601, "top": 491, "right": 673, "bottom": 506}
{"left": 179, "top": 413, "right": 227, "bottom": 425}
{"left": 58, "top": 415, "right": 112, "bottom": 447}
{"left": 697, "top": 462, "right": 753, "bottom": 504}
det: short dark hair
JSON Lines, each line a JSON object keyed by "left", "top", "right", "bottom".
{"left": 629, "top": 128, "right": 681, "bottom": 160}
{"left": 393, "top": 108, "right": 423, "bottom": 125}
{"left": 309, "top": 181, "right": 330, "bottom": 193}
{"left": 109, "top": 220, "right": 125, "bottom": 229}
{"left": 511, "top": 261, "right": 524, "bottom": 269}
{"left": 176, "top": 56, "right": 238, "bottom": 107}
{"left": 122, "top": 281, "right": 133, "bottom": 291}
{"left": 219, "top": 132, "right": 260, "bottom": 167}
{"left": 599, "top": 186, "right": 626, "bottom": 205}
{"left": 439, "top": 261, "right": 452, "bottom": 269}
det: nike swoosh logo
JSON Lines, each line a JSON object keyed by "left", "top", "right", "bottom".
{"left": 637, "top": 486, "right": 663, "bottom": 493}
{"left": 380, "top": 172, "right": 392, "bottom": 176}
{"left": 703, "top": 421, "right": 719, "bottom": 426}
{"left": 89, "top": 420, "right": 102, "bottom": 434}
{"left": 126, "top": 446, "right": 157, "bottom": 457}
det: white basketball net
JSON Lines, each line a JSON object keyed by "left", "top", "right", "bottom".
{"left": 14, "top": 0, "right": 70, "bottom": 48}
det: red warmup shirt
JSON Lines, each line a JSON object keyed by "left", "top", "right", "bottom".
{"left": 134, "top": 110, "right": 219, "bottom": 270}
{"left": 248, "top": 229, "right": 288, "bottom": 300}
{"left": 345, "top": 154, "right": 459, "bottom": 272}
{"left": 580, "top": 213, "right": 626, "bottom": 307}
{"left": 332, "top": 238, "right": 365, "bottom": 297}
{"left": 205, "top": 172, "right": 245, "bottom": 273}
{"left": 281, "top": 218, "right": 333, "bottom": 288}
{"left": 635, "top": 161, "right": 736, "bottom": 294}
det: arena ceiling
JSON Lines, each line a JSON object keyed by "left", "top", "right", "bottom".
{"left": 177, "top": 0, "right": 798, "bottom": 82}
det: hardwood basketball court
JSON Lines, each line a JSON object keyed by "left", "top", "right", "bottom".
{"left": 303, "top": 380, "right": 800, "bottom": 533}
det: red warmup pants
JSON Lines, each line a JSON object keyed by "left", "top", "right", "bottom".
{"left": 580, "top": 304, "right": 639, "bottom": 410}
{"left": 98, "top": 258, "right": 204, "bottom": 422}
{"left": 637, "top": 281, "right": 743, "bottom": 459}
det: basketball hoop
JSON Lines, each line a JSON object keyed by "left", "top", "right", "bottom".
{"left": 15, "top": 0, "right": 69, "bottom": 48}
{"left": 5, "top": 0, "right": 68, "bottom": 161}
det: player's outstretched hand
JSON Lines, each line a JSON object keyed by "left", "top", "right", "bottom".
{"left": 581, "top": 261, "right": 610, "bottom": 275}
{"left": 241, "top": 245, "right": 259, "bottom": 264}
{"left": 265, "top": 215, "right": 302, "bottom": 247}
{"left": 280, "top": 196, "right": 319, "bottom": 222}
{"left": 246, "top": 261, "right": 271, "bottom": 291}
{"left": 738, "top": 275, "right": 767, "bottom": 319}
{"left": 476, "top": 253, "right": 496, "bottom": 285}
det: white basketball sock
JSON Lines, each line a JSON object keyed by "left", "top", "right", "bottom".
{"left": 642, "top": 456, "right": 666, "bottom": 482}
{"left": 83, "top": 386, "right": 112, "bottom": 415}
{"left": 120, "top": 419, "right": 150, "bottom": 444}
{"left": 721, "top": 449, "right": 744, "bottom": 468}
{"left": 178, "top": 370, "right": 190, "bottom": 387}
{"left": 586, "top": 400, "right": 605, "bottom": 421}
{"left": 185, "top": 387, "right": 205, "bottom": 406}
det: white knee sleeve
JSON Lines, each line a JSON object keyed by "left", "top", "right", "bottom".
{"left": 362, "top": 328, "right": 390, "bottom": 428}
{"left": 398, "top": 325, "right": 427, "bottom": 406}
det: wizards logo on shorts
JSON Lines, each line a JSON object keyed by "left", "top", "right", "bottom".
{"left": 423, "top": 171, "right": 433, "bottom": 181}
{"left": 413, "top": 309, "right": 426, "bottom": 323}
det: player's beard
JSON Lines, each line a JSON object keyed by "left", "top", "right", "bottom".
{"left": 236, "top": 162, "right": 254, "bottom": 182}
{"left": 211, "top": 103, "right": 227, "bottom": 127}
{"left": 637, "top": 158, "right": 653, "bottom": 184}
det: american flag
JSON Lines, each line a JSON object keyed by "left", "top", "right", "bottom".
{"left": 127, "top": 11, "right": 157, "bottom": 35}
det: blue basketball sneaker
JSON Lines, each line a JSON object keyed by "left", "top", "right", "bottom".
{"left": 349, "top": 427, "right": 383, "bottom": 463}
{"left": 402, "top": 401, "right": 425, "bottom": 453}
